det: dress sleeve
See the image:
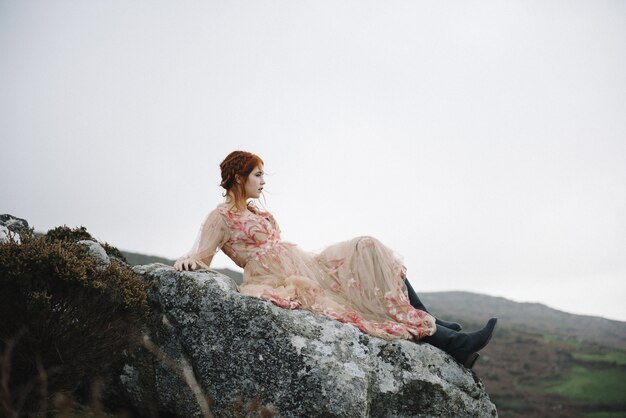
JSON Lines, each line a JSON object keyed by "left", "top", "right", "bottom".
{"left": 174, "top": 208, "right": 229, "bottom": 270}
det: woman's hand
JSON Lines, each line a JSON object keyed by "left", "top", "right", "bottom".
{"left": 174, "top": 257, "right": 198, "bottom": 271}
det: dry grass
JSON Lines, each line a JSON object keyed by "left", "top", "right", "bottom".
{"left": 139, "top": 334, "right": 214, "bottom": 418}
{"left": 1, "top": 328, "right": 279, "bottom": 417}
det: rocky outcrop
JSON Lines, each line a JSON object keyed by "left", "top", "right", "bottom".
{"left": 0, "top": 214, "right": 497, "bottom": 417}
{"left": 122, "top": 264, "right": 498, "bottom": 417}
{"left": 0, "top": 214, "right": 30, "bottom": 243}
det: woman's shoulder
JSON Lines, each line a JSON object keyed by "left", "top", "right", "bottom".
{"left": 214, "top": 202, "right": 236, "bottom": 219}
{"left": 214, "top": 201, "right": 276, "bottom": 223}
{"left": 215, "top": 202, "right": 229, "bottom": 211}
{"left": 215, "top": 202, "right": 260, "bottom": 220}
{"left": 250, "top": 204, "right": 275, "bottom": 219}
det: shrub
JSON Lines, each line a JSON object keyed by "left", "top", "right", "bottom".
{"left": 0, "top": 225, "right": 148, "bottom": 416}
{"left": 44, "top": 225, "right": 94, "bottom": 243}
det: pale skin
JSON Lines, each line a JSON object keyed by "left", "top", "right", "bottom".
{"left": 175, "top": 165, "right": 265, "bottom": 271}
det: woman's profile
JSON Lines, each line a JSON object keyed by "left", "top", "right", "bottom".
{"left": 175, "top": 150, "right": 497, "bottom": 369}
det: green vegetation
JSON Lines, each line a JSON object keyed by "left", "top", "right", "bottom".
{"left": 545, "top": 365, "right": 626, "bottom": 404}
{"left": 586, "top": 412, "right": 626, "bottom": 418}
{"left": 553, "top": 348, "right": 626, "bottom": 416}
{"left": 489, "top": 397, "right": 531, "bottom": 413}
{"left": 484, "top": 330, "right": 626, "bottom": 417}
{"left": 573, "top": 350, "right": 626, "bottom": 366}
{"left": 543, "top": 333, "right": 583, "bottom": 348}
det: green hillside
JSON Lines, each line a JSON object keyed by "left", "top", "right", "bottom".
{"left": 421, "top": 291, "right": 626, "bottom": 350}
{"left": 422, "top": 292, "right": 626, "bottom": 417}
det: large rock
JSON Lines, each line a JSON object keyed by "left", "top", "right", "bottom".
{"left": 121, "top": 264, "right": 497, "bottom": 417}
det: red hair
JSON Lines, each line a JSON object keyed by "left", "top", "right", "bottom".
{"left": 219, "top": 151, "right": 264, "bottom": 210}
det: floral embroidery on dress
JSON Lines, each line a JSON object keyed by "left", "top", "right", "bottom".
{"left": 189, "top": 202, "right": 436, "bottom": 340}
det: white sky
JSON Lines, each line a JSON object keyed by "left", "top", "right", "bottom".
{"left": 1, "top": 1, "right": 625, "bottom": 321}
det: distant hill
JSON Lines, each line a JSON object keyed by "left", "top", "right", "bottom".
{"left": 418, "top": 292, "right": 626, "bottom": 416}
{"left": 421, "top": 291, "right": 626, "bottom": 350}
{"left": 120, "top": 250, "right": 244, "bottom": 284}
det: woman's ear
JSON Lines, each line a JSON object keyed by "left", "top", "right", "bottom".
{"left": 235, "top": 174, "right": 242, "bottom": 185}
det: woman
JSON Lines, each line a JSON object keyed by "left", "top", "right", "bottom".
{"left": 175, "top": 150, "right": 497, "bottom": 369}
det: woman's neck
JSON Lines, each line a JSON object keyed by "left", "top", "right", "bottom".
{"left": 224, "top": 196, "right": 253, "bottom": 213}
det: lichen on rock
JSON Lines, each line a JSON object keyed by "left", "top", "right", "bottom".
{"left": 122, "top": 264, "right": 498, "bottom": 417}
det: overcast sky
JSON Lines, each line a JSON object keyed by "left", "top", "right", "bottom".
{"left": 2, "top": 1, "right": 625, "bottom": 321}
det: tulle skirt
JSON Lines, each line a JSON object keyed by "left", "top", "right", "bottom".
{"left": 238, "top": 236, "right": 436, "bottom": 340}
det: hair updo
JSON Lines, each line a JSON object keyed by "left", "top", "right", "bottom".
{"left": 219, "top": 150, "right": 264, "bottom": 209}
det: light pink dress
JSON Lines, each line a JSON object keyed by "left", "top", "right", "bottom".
{"left": 176, "top": 202, "right": 436, "bottom": 340}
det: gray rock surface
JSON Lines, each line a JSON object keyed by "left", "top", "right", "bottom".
{"left": 77, "top": 239, "right": 111, "bottom": 270}
{"left": 121, "top": 264, "right": 497, "bottom": 418}
{"left": 0, "top": 214, "right": 30, "bottom": 243}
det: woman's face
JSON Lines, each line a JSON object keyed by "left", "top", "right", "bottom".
{"left": 243, "top": 165, "right": 265, "bottom": 199}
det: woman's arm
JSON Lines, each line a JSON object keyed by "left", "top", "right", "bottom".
{"left": 174, "top": 208, "right": 229, "bottom": 271}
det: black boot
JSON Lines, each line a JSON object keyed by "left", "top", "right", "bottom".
{"left": 422, "top": 318, "right": 498, "bottom": 369}
{"left": 404, "top": 278, "right": 462, "bottom": 331}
